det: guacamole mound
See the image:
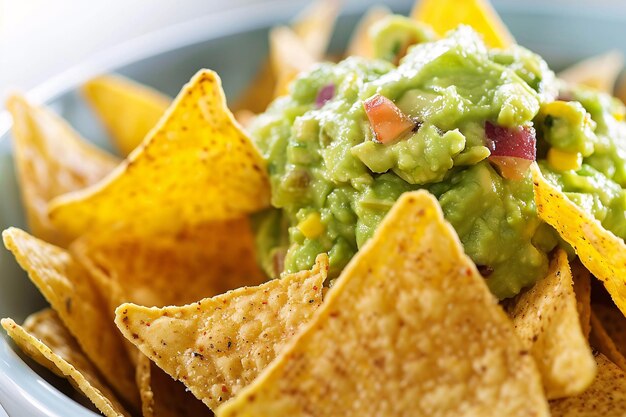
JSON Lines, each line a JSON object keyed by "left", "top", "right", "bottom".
{"left": 251, "top": 21, "right": 626, "bottom": 299}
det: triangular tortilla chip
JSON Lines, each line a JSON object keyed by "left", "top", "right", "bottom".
{"left": 71, "top": 218, "right": 265, "bottom": 308}
{"left": 590, "top": 308, "right": 626, "bottom": 371}
{"left": 411, "top": 0, "right": 514, "bottom": 48}
{"left": 531, "top": 164, "right": 626, "bottom": 318}
{"left": 345, "top": 6, "right": 391, "bottom": 58}
{"left": 270, "top": 26, "right": 317, "bottom": 97}
{"left": 2, "top": 310, "right": 130, "bottom": 417}
{"left": 571, "top": 259, "right": 592, "bottom": 339}
{"left": 291, "top": 0, "right": 340, "bottom": 59}
{"left": 136, "top": 354, "right": 211, "bottom": 417}
{"left": 558, "top": 51, "right": 624, "bottom": 93}
{"left": 6, "top": 94, "right": 119, "bottom": 246}
{"left": 507, "top": 249, "right": 596, "bottom": 399}
{"left": 218, "top": 191, "right": 549, "bottom": 417}
{"left": 549, "top": 354, "right": 626, "bottom": 416}
{"left": 593, "top": 303, "right": 626, "bottom": 357}
{"left": 2, "top": 227, "right": 138, "bottom": 407}
{"left": 115, "top": 255, "right": 328, "bottom": 411}
{"left": 232, "top": 60, "right": 277, "bottom": 114}
{"left": 83, "top": 74, "right": 171, "bottom": 156}
{"left": 48, "top": 70, "right": 270, "bottom": 239}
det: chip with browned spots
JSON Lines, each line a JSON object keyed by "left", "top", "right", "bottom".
{"left": 218, "top": 191, "right": 549, "bottom": 417}
{"left": 6, "top": 94, "right": 119, "bottom": 246}
{"left": 532, "top": 164, "right": 626, "bottom": 319}
{"left": 115, "top": 255, "right": 328, "bottom": 411}
{"left": 1, "top": 310, "right": 131, "bottom": 417}
{"left": 507, "top": 249, "right": 596, "bottom": 399}
{"left": 71, "top": 217, "right": 264, "bottom": 308}
{"left": 2, "top": 227, "right": 139, "bottom": 408}
{"left": 48, "top": 70, "right": 270, "bottom": 239}
{"left": 549, "top": 353, "right": 626, "bottom": 416}
{"left": 83, "top": 74, "right": 171, "bottom": 156}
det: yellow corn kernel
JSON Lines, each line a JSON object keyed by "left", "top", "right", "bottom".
{"left": 297, "top": 212, "right": 324, "bottom": 239}
{"left": 613, "top": 109, "right": 625, "bottom": 121}
{"left": 547, "top": 148, "right": 582, "bottom": 171}
{"left": 542, "top": 101, "right": 578, "bottom": 124}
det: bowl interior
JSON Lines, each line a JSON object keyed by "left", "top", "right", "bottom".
{"left": 1, "top": 2, "right": 626, "bottom": 415}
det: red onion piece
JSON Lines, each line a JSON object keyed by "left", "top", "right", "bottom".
{"left": 315, "top": 84, "right": 335, "bottom": 108}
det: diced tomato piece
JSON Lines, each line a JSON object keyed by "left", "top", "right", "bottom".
{"left": 363, "top": 94, "right": 415, "bottom": 144}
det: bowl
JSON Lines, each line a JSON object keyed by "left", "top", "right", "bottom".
{"left": 1, "top": 0, "right": 626, "bottom": 415}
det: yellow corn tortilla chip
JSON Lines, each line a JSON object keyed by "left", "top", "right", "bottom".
{"left": 507, "top": 249, "right": 596, "bottom": 399}
{"left": 71, "top": 217, "right": 265, "bottom": 307}
{"left": 291, "top": 0, "right": 340, "bottom": 59}
{"left": 345, "top": 6, "right": 391, "bottom": 58}
{"left": 218, "top": 191, "right": 549, "bottom": 417}
{"left": 2, "top": 227, "right": 138, "bottom": 407}
{"left": 2, "top": 311, "right": 130, "bottom": 417}
{"left": 83, "top": 74, "right": 171, "bottom": 156}
{"left": 593, "top": 303, "right": 626, "bottom": 357}
{"left": 531, "top": 164, "right": 626, "bottom": 318}
{"left": 115, "top": 255, "right": 328, "bottom": 411}
{"left": 558, "top": 51, "right": 624, "bottom": 93}
{"left": 270, "top": 26, "right": 317, "bottom": 97}
{"left": 590, "top": 310, "right": 626, "bottom": 371}
{"left": 549, "top": 353, "right": 626, "bottom": 416}
{"left": 411, "top": 0, "right": 514, "bottom": 48}
{"left": 48, "top": 70, "right": 270, "bottom": 239}
{"left": 6, "top": 94, "right": 119, "bottom": 246}
{"left": 136, "top": 354, "right": 211, "bottom": 417}
{"left": 571, "top": 259, "right": 592, "bottom": 339}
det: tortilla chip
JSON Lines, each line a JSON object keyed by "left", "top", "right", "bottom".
{"left": 270, "top": 26, "right": 317, "bottom": 97}
{"left": 411, "top": 0, "right": 514, "bottom": 48}
{"left": 593, "top": 303, "right": 626, "bottom": 357}
{"left": 218, "top": 191, "right": 549, "bottom": 417}
{"left": 345, "top": 6, "right": 391, "bottom": 58}
{"left": 232, "top": 61, "right": 277, "bottom": 114}
{"left": 531, "top": 164, "right": 626, "bottom": 318}
{"left": 292, "top": 0, "right": 340, "bottom": 59}
{"left": 48, "top": 70, "right": 270, "bottom": 239}
{"left": 507, "top": 249, "right": 596, "bottom": 399}
{"left": 590, "top": 310, "right": 626, "bottom": 371}
{"left": 571, "top": 259, "right": 592, "bottom": 339}
{"left": 136, "top": 354, "right": 211, "bottom": 417}
{"left": 2, "top": 311, "right": 131, "bottom": 417}
{"left": 6, "top": 94, "right": 119, "bottom": 246}
{"left": 2, "top": 227, "right": 138, "bottom": 407}
{"left": 558, "top": 51, "right": 624, "bottom": 93}
{"left": 549, "top": 353, "right": 626, "bottom": 416}
{"left": 115, "top": 255, "right": 328, "bottom": 411}
{"left": 71, "top": 218, "right": 264, "bottom": 308}
{"left": 83, "top": 74, "right": 171, "bottom": 156}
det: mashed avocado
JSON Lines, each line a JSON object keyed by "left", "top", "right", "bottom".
{"left": 251, "top": 20, "right": 626, "bottom": 299}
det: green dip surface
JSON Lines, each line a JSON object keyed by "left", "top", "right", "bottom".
{"left": 251, "top": 19, "right": 626, "bottom": 299}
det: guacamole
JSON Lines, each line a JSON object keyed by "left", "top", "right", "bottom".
{"left": 251, "top": 20, "right": 626, "bottom": 299}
